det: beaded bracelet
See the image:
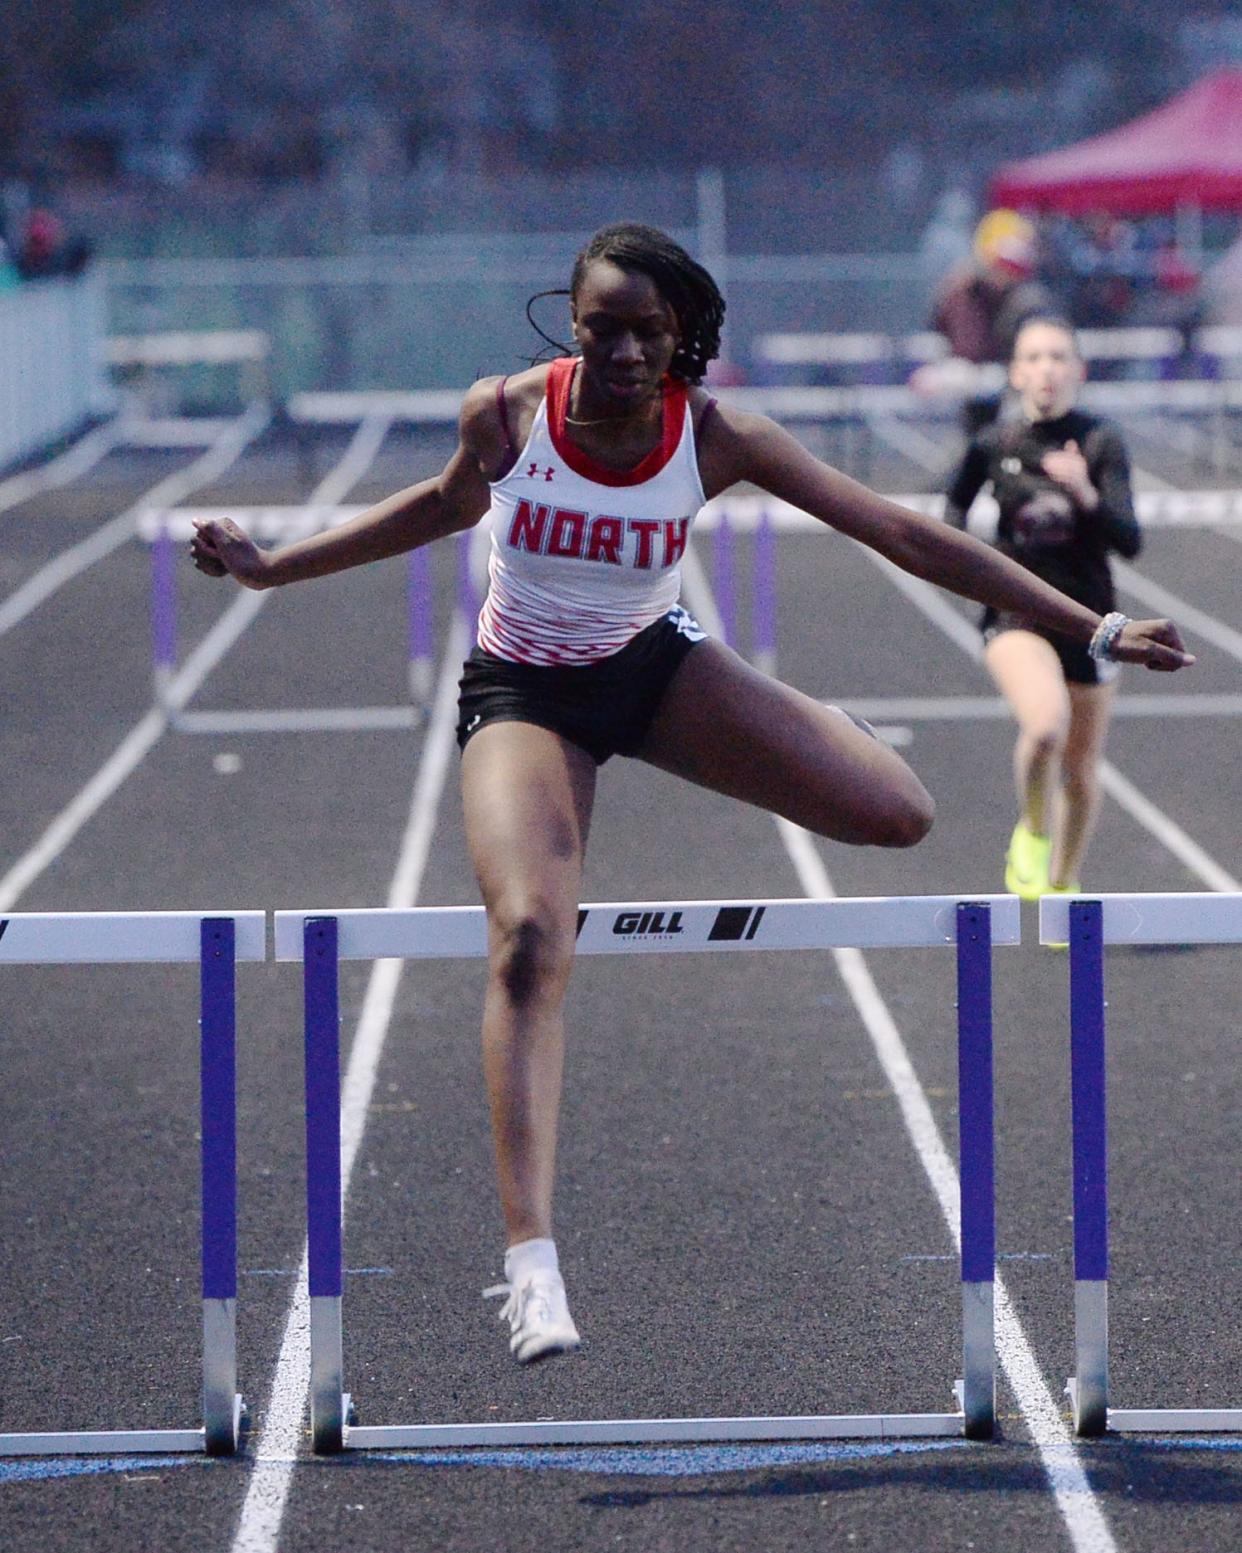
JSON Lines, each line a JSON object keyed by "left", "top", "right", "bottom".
{"left": 1088, "top": 611, "right": 1130, "bottom": 662}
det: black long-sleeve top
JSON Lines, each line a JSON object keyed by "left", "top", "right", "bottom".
{"left": 944, "top": 409, "right": 1141, "bottom": 615}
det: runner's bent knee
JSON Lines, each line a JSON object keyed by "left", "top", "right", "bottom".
{"left": 1025, "top": 723, "right": 1068, "bottom": 764}
{"left": 488, "top": 901, "right": 575, "bottom": 1007}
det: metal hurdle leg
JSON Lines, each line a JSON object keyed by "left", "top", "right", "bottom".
{"left": 304, "top": 917, "right": 349, "bottom": 1453}
{"left": 1066, "top": 899, "right": 1109, "bottom": 1436}
{"left": 955, "top": 903, "right": 996, "bottom": 1441}
{"left": 200, "top": 918, "right": 246, "bottom": 1454}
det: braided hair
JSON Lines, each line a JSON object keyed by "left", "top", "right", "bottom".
{"left": 573, "top": 224, "right": 725, "bottom": 384}
{"left": 526, "top": 223, "right": 726, "bottom": 384}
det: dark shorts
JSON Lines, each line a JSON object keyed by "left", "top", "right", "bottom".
{"left": 456, "top": 606, "right": 707, "bottom": 764}
{"left": 981, "top": 610, "right": 1119, "bottom": 687}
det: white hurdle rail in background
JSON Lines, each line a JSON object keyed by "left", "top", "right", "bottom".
{"left": 276, "top": 893, "right": 1020, "bottom": 1452}
{"left": 0, "top": 910, "right": 265, "bottom": 1456}
{"left": 1040, "top": 892, "right": 1242, "bottom": 1437}
{"left": 106, "top": 330, "right": 272, "bottom": 420}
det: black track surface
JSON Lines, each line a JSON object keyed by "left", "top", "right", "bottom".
{"left": 1, "top": 413, "right": 1239, "bottom": 1552}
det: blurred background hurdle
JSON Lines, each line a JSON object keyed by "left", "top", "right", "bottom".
{"left": 753, "top": 325, "right": 1241, "bottom": 385}
{"left": 0, "top": 910, "right": 264, "bottom": 1456}
{"left": 1041, "top": 892, "right": 1242, "bottom": 1438}
{"left": 106, "top": 328, "right": 272, "bottom": 431}
{"left": 275, "top": 893, "right": 1019, "bottom": 1451}
{"left": 139, "top": 509, "right": 481, "bottom": 726}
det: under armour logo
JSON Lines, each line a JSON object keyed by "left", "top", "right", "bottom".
{"left": 527, "top": 462, "right": 556, "bottom": 481}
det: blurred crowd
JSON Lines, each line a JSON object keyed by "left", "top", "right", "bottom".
{"left": 930, "top": 206, "right": 1206, "bottom": 364}
{"left": 0, "top": 197, "right": 93, "bottom": 291}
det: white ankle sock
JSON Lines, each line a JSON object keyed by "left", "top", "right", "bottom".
{"left": 504, "top": 1236, "right": 559, "bottom": 1285}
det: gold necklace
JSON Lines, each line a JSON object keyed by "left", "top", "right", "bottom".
{"left": 563, "top": 412, "right": 647, "bottom": 428}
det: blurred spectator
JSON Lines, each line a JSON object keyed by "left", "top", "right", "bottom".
{"left": 919, "top": 186, "right": 976, "bottom": 277}
{"left": 922, "top": 209, "right": 1058, "bottom": 432}
{"left": 1064, "top": 212, "right": 1140, "bottom": 328}
{"left": 0, "top": 236, "right": 19, "bottom": 292}
{"left": 1204, "top": 232, "right": 1242, "bottom": 326}
{"left": 15, "top": 206, "right": 93, "bottom": 281}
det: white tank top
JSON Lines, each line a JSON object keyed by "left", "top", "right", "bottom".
{"left": 476, "top": 357, "right": 707, "bottom": 666}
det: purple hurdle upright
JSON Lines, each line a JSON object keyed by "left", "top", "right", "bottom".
{"left": 406, "top": 547, "right": 434, "bottom": 707}
{"left": 456, "top": 530, "right": 480, "bottom": 647}
{"left": 199, "top": 918, "right": 244, "bottom": 1454}
{"left": 304, "top": 916, "right": 350, "bottom": 1446}
{"left": 955, "top": 902, "right": 997, "bottom": 1440}
{"left": 288, "top": 892, "right": 1009, "bottom": 1452}
{"left": 151, "top": 519, "right": 178, "bottom": 708}
{"left": 751, "top": 509, "right": 778, "bottom": 678}
{"left": 713, "top": 510, "right": 737, "bottom": 648}
{"left": 1067, "top": 898, "right": 1109, "bottom": 1436}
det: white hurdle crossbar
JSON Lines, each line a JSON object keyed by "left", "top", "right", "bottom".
{"left": 276, "top": 893, "right": 1020, "bottom": 1451}
{"left": 1041, "top": 892, "right": 1242, "bottom": 1436}
{"left": 0, "top": 910, "right": 265, "bottom": 1456}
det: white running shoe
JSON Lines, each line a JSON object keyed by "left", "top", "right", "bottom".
{"left": 484, "top": 1272, "right": 581, "bottom": 1364}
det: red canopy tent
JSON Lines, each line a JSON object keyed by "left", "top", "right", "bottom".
{"left": 989, "top": 70, "right": 1242, "bottom": 214}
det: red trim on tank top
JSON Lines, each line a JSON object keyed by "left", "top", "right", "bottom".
{"left": 545, "top": 356, "right": 687, "bottom": 488}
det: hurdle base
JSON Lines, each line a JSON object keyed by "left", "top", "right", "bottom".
{"left": 1105, "top": 1407, "right": 1242, "bottom": 1434}
{"left": 1066, "top": 1382, "right": 1242, "bottom": 1436}
{"left": 0, "top": 1397, "right": 244, "bottom": 1457}
{"left": 959, "top": 1281, "right": 995, "bottom": 1440}
{"left": 331, "top": 1407, "right": 969, "bottom": 1451}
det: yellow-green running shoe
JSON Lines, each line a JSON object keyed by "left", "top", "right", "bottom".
{"left": 1004, "top": 821, "right": 1052, "bottom": 901}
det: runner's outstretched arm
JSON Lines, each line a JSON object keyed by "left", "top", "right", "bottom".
{"left": 700, "top": 406, "right": 1194, "bottom": 673}
{"left": 190, "top": 380, "right": 501, "bottom": 588}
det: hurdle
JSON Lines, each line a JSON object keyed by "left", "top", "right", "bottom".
{"left": 0, "top": 910, "right": 264, "bottom": 1456}
{"left": 275, "top": 892, "right": 1019, "bottom": 1452}
{"left": 1041, "top": 892, "right": 1242, "bottom": 1437}
{"left": 139, "top": 508, "right": 466, "bottom": 728}
{"left": 106, "top": 329, "right": 272, "bottom": 421}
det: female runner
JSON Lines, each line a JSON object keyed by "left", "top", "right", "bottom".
{"left": 192, "top": 227, "right": 1192, "bottom": 1363}
{"left": 944, "top": 315, "right": 1146, "bottom": 899}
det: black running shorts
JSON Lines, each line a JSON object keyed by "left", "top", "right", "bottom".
{"left": 456, "top": 606, "right": 707, "bottom": 765}
{"left": 981, "top": 609, "right": 1119, "bottom": 687}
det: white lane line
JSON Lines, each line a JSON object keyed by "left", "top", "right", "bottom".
{"left": 301, "top": 412, "right": 391, "bottom": 508}
{"left": 814, "top": 693, "right": 1242, "bottom": 723}
{"left": 0, "top": 403, "right": 270, "bottom": 641}
{"left": 775, "top": 822, "right": 1118, "bottom": 1553}
{"left": 680, "top": 558, "right": 1118, "bottom": 1553}
{"left": 866, "top": 413, "right": 957, "bottom": 478}
{"left": 0, "top": 421, "right": 122, "bottom": 516}
{"left": 1112, "top": 559, "right": 1242, "bottom": 666}
{"left": 1094, "top": 764, "right": 1239, "bottom": 893}
{"left": 1112, "top": 454, "right": 1242, "bottom": 663}
{"left": 228, "top": 618, "right": 465, "bottom": 1553}
{"left": 0, "top": 417, "right": 391, "bottom": 907}
{"left": 0, "top": 588, "right": 263, "bottom": 911}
